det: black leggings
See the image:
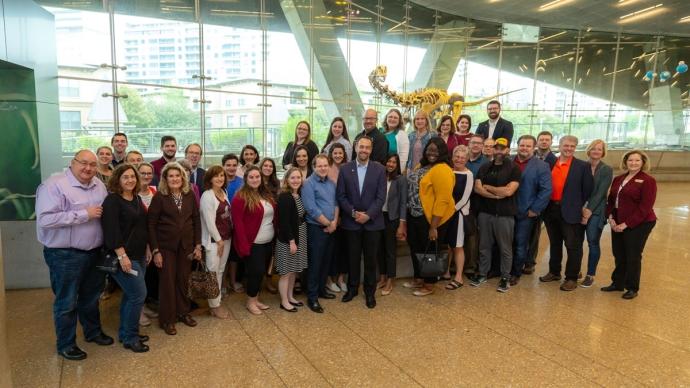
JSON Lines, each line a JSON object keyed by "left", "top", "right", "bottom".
{"left": 378, "top": 212, "right": 399, "bottom": 278}
{"left": 245, "top": 243, "right": 272, "bottom": 297}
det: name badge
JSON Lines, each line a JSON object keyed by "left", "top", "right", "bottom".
{"left": 635, "top": 179, "right": 644, "bottom": 183}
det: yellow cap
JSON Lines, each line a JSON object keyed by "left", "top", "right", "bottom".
{"left": 494, "top": 137, "right": 509, "bottom": 148}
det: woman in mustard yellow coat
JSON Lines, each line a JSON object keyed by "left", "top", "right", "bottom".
{"left": 400, "top": 137, "right": 455, "bottom": 296}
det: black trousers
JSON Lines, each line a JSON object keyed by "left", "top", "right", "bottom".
{"left": 611, "top": 221, "right": 655, "bottom": 292}
{"left": 526, "top": 216, "right": 543, "bottom": 266}
{"left": 378, "top": 212, "right": 399, "bottom": 278}
{"left": 544, "top": 202, "right": 585, "bottom": 281}
{"left": 246, "top": 243, "right": 272, "bottom": 297}
{"left": 329, "top": 228, "right": 349, "bottom": 277}
{"left": 406, "top": 213, "right": 448, "bottom": 283}
{"left": 346, "top": 229, "right": 381, "bottom": 296}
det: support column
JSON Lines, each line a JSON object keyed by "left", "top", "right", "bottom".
{"left": 409, "top": 19, "right": 469, "bottom": 91}
{"left": 280, "top": 0, "right": 364, "bottom": 124}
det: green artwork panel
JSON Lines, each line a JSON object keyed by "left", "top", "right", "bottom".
{"left": 0, "top": 63, "right": 41, "bottom": 220}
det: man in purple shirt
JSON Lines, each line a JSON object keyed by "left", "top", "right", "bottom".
{"left": 36, "top": 149, "right": 113, "bottom": 361}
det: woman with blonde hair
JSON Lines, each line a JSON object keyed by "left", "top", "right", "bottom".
{"left": 407, "top": 110, "right": 435, "bottom": 172}
{"left": 580, "top": 139, "right": 613, "bottom": 288}
{"left": 148, "top": 162, "right": 202, "bottom": 335}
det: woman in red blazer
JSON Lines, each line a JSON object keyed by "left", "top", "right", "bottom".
{"left": 231, "top": 166, "right": 277, "bottom": 315}
{"left": 602, "top": 150, "right": 657, "bottom": 299}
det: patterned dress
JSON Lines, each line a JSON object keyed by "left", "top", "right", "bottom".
{"left": 446, "top": 170, "right": 474, "bottom": 247}
{"left": 275, "top": 195, "right": 308, "bottom": 275}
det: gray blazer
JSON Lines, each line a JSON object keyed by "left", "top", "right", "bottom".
{"left": 385, "top": 175, "right": 407, "bottom": 221}
{"left": 586, "top": 161, "right": 613, "bottom": 218}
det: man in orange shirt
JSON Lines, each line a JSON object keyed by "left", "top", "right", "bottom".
{"left": 539, "top": 135, "right": 593, "bottom": 291}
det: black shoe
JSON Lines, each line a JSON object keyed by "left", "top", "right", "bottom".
{"left": 319, "top": 291, "right": 336, "bottom": 300}
{"left": 289, "top": 300, "right": 304, "bottom": 307}
{"left": 341, "top": 291, "right": 357, "bottom": 303}
{"left": 365, "top": 294, "right": 376, "bottom": 309}
{"left": 622, "top": 290, "right": 638, "bottom": 299}
{"left": 307, "top": 300, "right": 324, "bottom": 313}
{"left": 85, "top": 332, "right": 114, "bottom": 346}
{"left": 123, "top": 340, "right": 150, "bottom": 353}
{"left": 601, "top": 284, "right": 624, "bottom": 292}
{"left": 58, "top": 346, "right": 87, "bottom": 361}
{"left": 280, "top": 304, "right": 298, "bottom": 312}
{"left": 119, "top": 335, "right": 149, "bottom": 343}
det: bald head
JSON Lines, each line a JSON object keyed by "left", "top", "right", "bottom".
{"left": 70, "top": 149, "right": 98, "bottom": 184}
{"left": 363, "top": 109, "right": 378, "bottom": 131}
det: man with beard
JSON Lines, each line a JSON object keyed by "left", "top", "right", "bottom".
{"left": 352, "top": 108, "right": 389, "bottom": 165}
{"left": 535, "top": 131, "right": 557, "bottom": 168}
{"left": 470, "top": 138, "right": 521, "bottom": 293}
{"left": 510, "top": 135, "right": 552, "bottom": 286}
{"left": 151, "top": 135, "right": 178, "bottom": 184}
{"left": 476, "top": 100, "right": 514, "bottom": 144}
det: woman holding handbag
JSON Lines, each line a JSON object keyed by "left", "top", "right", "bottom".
{"left": 444, "top": 146, "right": 474, "bottom": 290}
{"left": 101, "top": 163, "right": 151, "bottom": 353}
{"left": 400, "top": 137, "right": 455, "bottom": 296}
{"left": 231, "top": 166, "right": 277, "bottom": 315}
{"left": 200, "top": 165, "right": 232, "bottom": 319}
{"left": 148, "top": 162, "right": 202, "bottom": 335}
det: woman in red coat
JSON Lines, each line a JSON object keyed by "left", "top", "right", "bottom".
{"left": 231, "top": 166, "right": 277, "bottom": 314}
{"left": 601, "top": 150, "right": 657, "bottom": 300}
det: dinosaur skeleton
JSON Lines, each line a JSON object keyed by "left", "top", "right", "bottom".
{"left": 368, "top": 65, "right": 522, "bottom": 124}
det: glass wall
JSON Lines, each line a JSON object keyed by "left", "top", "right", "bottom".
{"left": 41, "top": 0, "right": 690, "bottom": 162}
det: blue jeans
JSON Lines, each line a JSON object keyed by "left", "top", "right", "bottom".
{"left": 307, "top": 223, "right": 334, "bottom": 302}
{"left": 512, "top": 216, "right": 536, "bottom": 277}
{"left": 585, "top": 214, "right": 604, "bottom": 276}
{"left": 43, "top": 247, "right": 105, "bottom": 353}
{"left": 111, "top": 260, "right": 147, "bottom": 345}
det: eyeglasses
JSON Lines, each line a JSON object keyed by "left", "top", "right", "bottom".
{"left": 363, "top": 117, "right": 377, "bottom": 121}
{"left": 73, "top": 159, "right": 97, "bottom": 168}
{"left": 139, "top": 172, "right": 153, "bottom": 176}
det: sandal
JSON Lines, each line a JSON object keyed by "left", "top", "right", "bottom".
{"left": 413, "top": 288, "right": 434, "bottom": 297}
{"left": 246, "top": 305, "right": 263, "bottom": 315}
{"left": 445, "top": 280, "right": 464, "bottom": 290}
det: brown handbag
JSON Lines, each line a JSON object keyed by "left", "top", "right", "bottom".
{"left": 187, "top": 252, "right": 220, "bottom": 300}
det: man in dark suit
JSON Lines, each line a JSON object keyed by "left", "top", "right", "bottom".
{"left": 337, "top": 136, "right": 386, "bottom": 308}
{"left": 352, "top": 108, "right": 389, "bottom": 165}
{"left": 185, "top": 143, "right": 205, "bottom": 192}
{"left": 539, "top": 135, "right": 593, "bottom": 291}
{"left": 475, "top": 100, "right": 514, "bottom": 145}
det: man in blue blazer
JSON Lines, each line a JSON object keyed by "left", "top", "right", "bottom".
{"left": 511, "top": 135, "right": 552, "bottom": 285}
{"left": 336, "top": 137, "right": 386, "bottom": 308}
{"left": 475, "top": 100, "right": 514, "bottom": 144}
{"left": 539, "top": 135, "right": 594, "bottom": 291}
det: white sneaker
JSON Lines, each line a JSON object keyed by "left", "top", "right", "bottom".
{"left": 337, "top": 282, "right": 348, "bottom": 293}
{"left": 139, "top": 312, "right": 151, "bottom": 327}
{"left": 142, "top": 305, "right": 159, "bottom": 318}
{"left": 327, "top": 283, "right": 341, "bottom": 293}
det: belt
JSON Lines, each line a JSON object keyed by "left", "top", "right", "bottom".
{"left": 550, "top": 200, "right": 562, "bottom": 205}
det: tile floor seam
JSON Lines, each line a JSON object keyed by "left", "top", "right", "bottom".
{"left": 435, "top": 298, "right": 641, "bottom": 387}
{"left": 228, "top": 307, "right": 289, "bottom": 388}
{"left": 58, "top": 358, "right": 64, "bottom": 388}
{"left": 326, "top": 310, "right": 425, "bottom": 388}
{"left": 262, "top": 312, "right": 335, "bottom": 388}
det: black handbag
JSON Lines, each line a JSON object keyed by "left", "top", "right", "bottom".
{"left": 415, "top": 241, "right": 449, "bottom": 278}
{"left": 96, "top": 198, "right": 140, "bottom": 274}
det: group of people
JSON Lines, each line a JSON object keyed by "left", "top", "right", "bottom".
{"left": 36, "top": 100, "right": 658, "bottom": 361}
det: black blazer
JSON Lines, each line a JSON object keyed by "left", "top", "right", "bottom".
{"left": 559, "top": 157, "right": 594, "bottom": 224}
{"left": 190, "top": 167, "right": 205, "bottom": 192}
{"left": 277, "top": 192, "right": 301, "bottom": 245}
{"left": 476, "top": 117, "right": 514, "bottom": 144}
{"left": 385, "top": 175, "right": 407, "bottom": 221}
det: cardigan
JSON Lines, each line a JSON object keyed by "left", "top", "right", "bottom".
{"left": 606, "top": 171, "right": 657, "bottom": 229}
{"left": 419, "top": 163, "right": 456, "bottom": 225}
{"left": 147, "top": 191, "right": 201, "bottom": 254}
{"left": 231, "top": 195, "right": 277, "bottom": 257}
{"left": 585, "top": 161, "right": 613, "bottom": 218}
{"left": 200, "top": 189, "right": 230, "bottom": 247}
{"left": 277, "top": 192, "right": 301, "bottom": 245}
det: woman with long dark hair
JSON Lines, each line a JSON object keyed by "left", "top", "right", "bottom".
{"left": 325, "top": 143, "right": 349, "bottom": 293}
{"left": 238, "top": 144, "right": 260, "bottom": 177}
{"left": 259, "top": 157, "right": 280, "bottom": 200}
{"left": 231, "top": 166, "right": 277, "bottom": 314}
{"left": 282, "top": 120, "right": 319, "bottom": 169}
{"left": 322, "top": 117, "right": 352, "bottom": 163}
{"left": 291, "top": 145, "right": 313, "bottom": 179}
{"left": 377, "top": 154, "right": 407, "bottom": 296}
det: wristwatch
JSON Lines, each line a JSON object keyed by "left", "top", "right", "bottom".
{"left": 352, "top": 209, "right": 356, "bottom": 218}
{"left": 117, "top": 253, "right": 127, "bottom": 261}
